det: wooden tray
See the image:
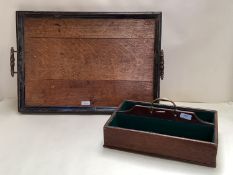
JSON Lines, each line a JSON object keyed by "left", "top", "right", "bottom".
{"left": 103, "top": 99, "right": 218, "bottom": 167}
{"left": 11, "top": 11, "right": 163, "bottom": 113}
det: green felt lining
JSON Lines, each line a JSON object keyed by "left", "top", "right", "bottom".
{"left": 109, "top": 101, "right": 215, "bottom": 142}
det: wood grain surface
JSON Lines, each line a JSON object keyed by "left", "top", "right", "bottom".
{"left": 25, "top": 80, "right": 153, "bottom": 106}
{"left": 24, "top": 18, "right": 155, "bottom": 38}
{"left": 24, "top": 17, "right": 155, "bottom": 107}
{"left": 24, "top": 38, "right": 154, "bottom": 81}
{"left": 104, "top": 126, "right": 217, "bottom": 167}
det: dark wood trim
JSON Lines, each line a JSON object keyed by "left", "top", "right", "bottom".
{"left": 16, "top": 11, "right": 162, "bottom": 114}
{"left": 154, "top": 13, "right": 162, "bottom": 99}
{"left": 19, "top": 106, "right": 117, "bottom": 114}
{"left": 16, "top": 11, "right": 162, "bottom": 19}
{"left": 16, "top": 12, "right": 25, "bottom": 112}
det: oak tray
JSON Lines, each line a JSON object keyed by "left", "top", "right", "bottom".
{"left": 11, "top": 11, "right": 163, "bottom": 113}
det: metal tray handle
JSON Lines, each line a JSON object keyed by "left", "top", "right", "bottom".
{"left": 10, "top": 47, "right": 17, "bottom": 77}
{"left": 152, "top": 98, "right": 176, "bottom": 113}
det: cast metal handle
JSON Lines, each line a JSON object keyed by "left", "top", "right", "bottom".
{"left": 160, "top": 50, "right": 164, "bottom": 80}
{"left": 10, "top": 47, "right": 17, "bottom": 77}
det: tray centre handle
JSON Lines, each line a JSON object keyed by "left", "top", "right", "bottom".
{"left": 151, "top": 98, "right": 177, "bottom": 115}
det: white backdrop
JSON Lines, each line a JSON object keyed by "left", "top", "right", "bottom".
{"left": 0, "top": 0, "right": 232, "bottom": 102}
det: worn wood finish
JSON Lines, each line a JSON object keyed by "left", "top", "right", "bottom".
{"left": 24, "top": 18, "right": 154, "bottom": 107}
{"left": 24, "top": 38, "right": 154, "bottom": 81}
{"left": 16, "top": 11, "right": 162, "bottom": 113}
{"left": 24, "top": 18, "right": 155, "bottom": 38}
{"left": 104, "top": 127, "right": 217, "bottom": 167}
{"left": 25, "top": 80, "right": 153, "bottom": 106}
{"left": 104, "top": 102, "right": 218, "bottom": 167}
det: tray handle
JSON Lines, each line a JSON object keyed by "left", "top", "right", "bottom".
{"left": 10, "top": 47, "right": 17, "bottom": 77}
{"left": 152, "top": 98, "right": 176, "bottom": 113}
{"left": 152, "top": 98, "right": 213, "bottom": 126}
{"left": 160, "top": 50, "right": 164, "bottom": 80}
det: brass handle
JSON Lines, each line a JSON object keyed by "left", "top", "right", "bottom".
{"left": 152, "top": 98, "right": 176, "bottom": 113}
{"left": 10, "top": 47, "right": 17, "bottom": 77}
